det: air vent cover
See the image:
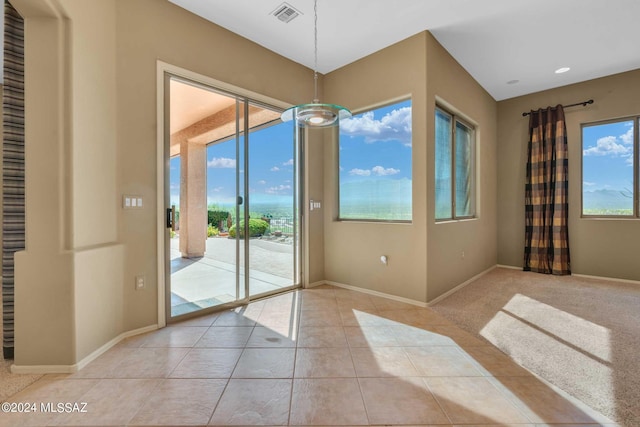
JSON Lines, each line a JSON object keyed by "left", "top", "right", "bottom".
{"left": 272, "top": 2, "right": 301, "bottom": 23}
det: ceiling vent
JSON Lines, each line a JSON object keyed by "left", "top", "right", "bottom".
{"left": 271, "top": 3, "right": 301, "bottom": 23}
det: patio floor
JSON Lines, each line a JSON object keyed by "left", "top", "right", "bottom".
{"left": 170, "top": 236, "right": 296, "bottom": 316}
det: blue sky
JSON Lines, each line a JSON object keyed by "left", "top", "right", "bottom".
{"left": 338, "top": 100, "right": 412, "bottom": 216}
{"left": 582, "top": 120, "right": 635, "bottom": 193}
{"left": 170, "top": 100, "right": 413, "bottom": 217}
{"left": 339, "top": 99, "right": 412, "bottom": 183}
{"left": 170, "top": 120, "right": 295, "bottom": 208}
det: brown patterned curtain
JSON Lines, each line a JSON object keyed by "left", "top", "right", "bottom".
{"left": 2, "top": 0, "right": 25, "bottom": 359}
{"left": 523, "top": 105, "right": 571, "bottom": 275}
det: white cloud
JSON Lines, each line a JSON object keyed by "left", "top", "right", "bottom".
{"left": 583, "top": 135, "right": 632, "bottom": 157}
{"left": 283, "top": 159, "right": 294, "bottom": 166}
{"left": 625, "top": 155, "right": 633, "bottom": 166}
{"left": 583, "top": 181, "right": 596, "bottom": 187}
{"left": 212, "top": 186, "right": 224, "bottom": 193}
{"left": 266, "top": 184, "right": 292, "bottom": 194}
{"left": 258, "top": 180, "right": 267, "bottom": 185}
{"left": 620, "top": 127, "right": 633, "bottom": 145}
{"left": 207, "top": 157, "right": 236, "bottom": 168}
{"left": 349, "top": 166, "right": 400, "bottom": 177}
{"left": 270, "top": 166, "right": 280, "bottom": 172}
{"left": 372, "top": 165, "right": 400, "bottom": 176}
{"left": 349, "top": 168, "right": 371, "bottom": 176}
{"left": 341, "top": 106, "right": 412, "bottom": 146}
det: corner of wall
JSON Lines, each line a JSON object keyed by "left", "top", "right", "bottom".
{"left": 424, "top": 31, "right": 498, "bottom": 302}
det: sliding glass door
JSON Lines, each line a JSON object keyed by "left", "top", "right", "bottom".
{"left": 164, "top": 74, "right": 301, "bottom": 321}
{"left": 246, "top": 108, "right": 300, "bottom": 298}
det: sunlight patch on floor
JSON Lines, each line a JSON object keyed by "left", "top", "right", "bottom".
{"left": 480, "top": 293, "right": 615, "bottom": 409}
{"left": 503, "top": 293, "right": 611, "bottom": 362}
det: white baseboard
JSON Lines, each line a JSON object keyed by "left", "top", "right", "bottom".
{"left": 323, "top": 280, "right": 428, "bottom": 308}
{"left": 10, "top": 364, "right": 76, "bottom": 375}
{"left": 497, "top": 264, "right": 640, "bottom": 286}
{"left": 297, "top": 265, "right": 638, "bottom": 313}
{"left": 496, "top": 264, "right": 522, "bottom": 270}
{"left": 11, "top": 324, "right": 159, "bottom": 374}
{"left": 427, "top": 265, "right": 497, "bottom": 306}
{"left": 305, "top": 280, "right": 327, "bottom": 289}
{"left": 572, "top": 273, "right": 640, "bottom": 286}
{"left": 320, "top": 266, "right": 497, "bottom": 309}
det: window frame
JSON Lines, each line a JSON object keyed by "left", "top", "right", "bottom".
{"left": 337, "top": 98, "right": 413, "bottom": 223}
{"left": 434, "top": 105, "right": 477, "bottom": 222}
{"left": 581, "top": 116, "right": 639, "bottom": 219}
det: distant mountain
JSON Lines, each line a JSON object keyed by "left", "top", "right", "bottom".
{"left": 583, "top": 189, "right": 633, "bottom": 212}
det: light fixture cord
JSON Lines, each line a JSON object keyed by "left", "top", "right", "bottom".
{"left": 313, "top": 0, "right": 319, "bottom": 103}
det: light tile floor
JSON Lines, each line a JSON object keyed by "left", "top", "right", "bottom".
{"left": 1, "top": 285, "right": 617, "bottom": 426}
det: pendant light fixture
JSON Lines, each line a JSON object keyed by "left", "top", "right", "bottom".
{"left": 281, "top": 0, "right": 351, "bottom": 127}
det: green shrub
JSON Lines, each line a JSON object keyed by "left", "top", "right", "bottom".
{"left": 208, "top": 210, "right": 230, "bottom": 230}
{"left": 207, "top": 224, "right": 219, "bottom": 237}
{"left": 228, "top": 218, "right": 269, "bottom": 238}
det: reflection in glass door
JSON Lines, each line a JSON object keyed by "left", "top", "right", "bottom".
{"left": 165, "top": 75, "right": 300, "bottom": 321}
{"left": 247, "top": 107, "right": 300, "bottom": 298}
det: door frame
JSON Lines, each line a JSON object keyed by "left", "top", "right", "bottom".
{"left": 155, "top": 61, "right": 299, "bottom": 327}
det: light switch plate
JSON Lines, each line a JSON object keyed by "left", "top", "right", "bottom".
{"left": 123, "top": 195, "right": 143, "bottom": 209}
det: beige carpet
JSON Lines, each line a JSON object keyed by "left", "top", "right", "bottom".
{"left": 0, "top": 313, "right": 42, "bottom": 402}
{"left": 0, "top": 358, "right": 42, "bottom": 402}
{"left": 431, "top": 267, "right": 640, "bottom": 427}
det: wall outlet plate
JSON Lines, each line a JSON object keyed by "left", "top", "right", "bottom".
{"left": 135, "top": 275, "right": 145, "bottom": 290}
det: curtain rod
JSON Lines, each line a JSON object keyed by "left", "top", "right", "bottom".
{"left": 522, "top": 99, "right": 594, "bottom": 117}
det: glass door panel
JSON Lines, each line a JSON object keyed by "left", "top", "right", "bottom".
{"left": 247, "top": 105, "right": 300, "bottom": 298}
{"left": 236, "top": 99, "right": 248, "bottom": 302}
{"left": 167, "top": 76, "right": 244, "bottom": 318}
{"left": 165, "top": 73, "right": 300, "bottom": 321}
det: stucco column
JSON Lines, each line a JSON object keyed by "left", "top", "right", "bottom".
{"left": 179, "top": 139, "right": 207, "bottom": 258}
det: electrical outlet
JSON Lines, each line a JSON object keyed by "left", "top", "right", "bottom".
{"left": 135, "top": 275, "right": 145, "bottom": 290}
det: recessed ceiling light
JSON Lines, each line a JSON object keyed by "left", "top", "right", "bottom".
{"left": 507, "top": 79, "right": 519, "bottom": 85}
{"left": 555, "top": 67, "right": 571, "bottom": 74}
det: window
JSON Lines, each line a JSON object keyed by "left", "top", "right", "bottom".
{"left": 435, "top": 106, "right": 476, "bottom": 220}
{"left": 338, "top": 99, "right": 412, "bottom": 221}
{"left": 582, "top": 117, "right": 638, "bottom": 217}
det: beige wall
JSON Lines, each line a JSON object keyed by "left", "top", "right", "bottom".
{"left": 323, "top": 34, "right": 429, "bottom": 302}
{"left": 14, "top": 0, "right": 78, "bottom": 366}
{"left": 115, "top": 0, "right": 312, "bottom": 332}
{"left": 13, "top": 0, "right": 314, "bottom": 367}
{"left": 497, "top": 69, "right": 640, "bottom": 281}
{"left": 305, "top": 128, "right": 325, "bottom": 284}
{"left": 17, "top": 0, "right": 635, "bottom": 369}
{"left": 14, "top": 0, "right": 125, "bottom": 366}
{"left": 70, "top": 0, "right": 118, "bottom": 248}
{"left": 322, "top": 33, "right": 497, "bottom": 303}
{"left": 425, "top": 33, "right": 498, "bottom": 301}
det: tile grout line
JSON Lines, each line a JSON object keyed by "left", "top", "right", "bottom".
{"left": 340, "top": 289, "right": 372, "bottom": 426}
{"left": 421, "top": 375, "right": 454, "bottom": 426}
{"left": 205, "top": 324, "right": 255, "bottom": 426}
{"left": 286, "top": 290, "right": 303, "bottom": 425}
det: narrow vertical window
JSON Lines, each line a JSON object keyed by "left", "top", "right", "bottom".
{"left": 435, "top": 106, "right": 476, "bottom": 221}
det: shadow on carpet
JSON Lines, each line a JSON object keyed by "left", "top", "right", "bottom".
{"left": 431, "top": 267, "right": 640, "bottom": 427}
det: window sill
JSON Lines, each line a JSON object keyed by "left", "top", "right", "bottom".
{"left": 435, "top": 217, "right": 478, "bottom": 225}
{"left": 337, "top": 218, "right": 412, "bottom": 225}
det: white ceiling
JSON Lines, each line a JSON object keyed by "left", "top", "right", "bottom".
{"left": 168, "top": 0, "right": 640, "bottom": 101}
